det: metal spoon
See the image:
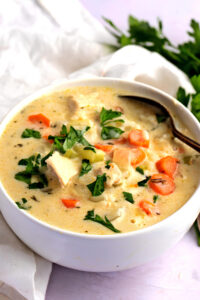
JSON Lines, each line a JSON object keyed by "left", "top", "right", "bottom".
{"left": 118, "top": 95, "right": 200, "bottom": 153}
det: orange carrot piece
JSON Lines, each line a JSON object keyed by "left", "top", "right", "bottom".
{"left": 28, "top": 113, "right": 50, "bottom": 127}
{"left": 128, "top": 129, "right": 149, "bottom": 148}
{"left": 149, "top": 174, "right": 175, "bottom": 195}
{"left": 43, "top": 135, "right": 54, "bottom": 144}
{"left": 139, "top": 200, "right": 156, "bottom": 216}
{"left": 131, "top": 148, "right": 146, "bottom": 166}
{"left": 156, "top": 156, "right": 179, "bottom": 178}
{"left": 95, "top": 144, "right": 114, "bottom": 153}
{"left": 61, "top": 198, "right": 79, "bottom": 208}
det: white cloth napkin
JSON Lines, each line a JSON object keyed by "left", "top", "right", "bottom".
{"left": 0, "top": 0, "right": 196, "bottom": 300}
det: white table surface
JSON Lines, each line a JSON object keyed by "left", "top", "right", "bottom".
{"left": 46, "top": 1, "right": 200, "bottom": 299}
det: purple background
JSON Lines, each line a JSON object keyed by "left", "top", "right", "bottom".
{"left": 46, "top": 1, "right": 200, "bottom": 299}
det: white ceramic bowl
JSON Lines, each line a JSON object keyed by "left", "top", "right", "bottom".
{"left": 0, "top": 78, "right": 200, "bottom": 272}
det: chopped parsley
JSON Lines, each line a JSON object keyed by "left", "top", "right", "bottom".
{"left": 79, "top": 159, "right": 92, "bottom": 177}
{"left": 15, "top": 154, "right": 48, "bottom": 189}
{"left": 41, "top": 150, "right": 53, "bottom": 166}
{"left": 101, "top": 126, "right": 124, "bottom": 140}
{"left": 84, "top": 209, "right": 120, "bottom": 233}
{"left": 100, "top": 107, "right": 122, "bottom": 125}
{"left": 15, "top": 198, "right": 31, "bottom": 210}
{"left": 100, "top": 107, "right": 124, "bottom": 140}
{"left": 105, "top": 160, "right": 111, "bottom": 169}
{"left": 123, "top": 192, "right": 134, "bottom": 204}
{"left": 87, "top": 173, "right": 106, "bottom": 196}
{"left": 136, "top": 166, "right": 144, "bottom": 175}
{"left": 84, "top": 146, "right": 96, "bottom": 153}
{"left": 21, "top": 129, "right": 41, "bottom": 139}
{"left": 49, "top": 125, "right": 91, "bottom": 153}
{"left": 153, "top": 195, "right": 159, "bottom": 203}
{"left": 137, "top": 176, "right": 151, "bottom": 187}
{"left": 156, "top": 113, "right": 168, "bottom": 123}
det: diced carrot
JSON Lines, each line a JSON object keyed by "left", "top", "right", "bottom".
{"left": 131, "top": 148, "right": 146, "bottom": 166}
{"left": 43, "top": 135, "right": 54, "bottom": 144}
{"left": 28, "top": 113, "right": 50, "bottom": 127}
{"left": 128, "top": 129, "right": 149, "bottom": 148}
{"left": 156, "top": 156, "right": 179, "bottom": 178}
{"left": 95, "top": 144, "right": 114, "bottom": 153}
{"left": 149, "top": 174, "right": 175, "bottom": 195}
{"left": 112, "top": 148, "right": 132, "bottom": 170}
{"left": 139, "top": 200, "right": 156, "bottom": 216}
{"left": 61, "top": 198, "right": 79, "bottom": 208}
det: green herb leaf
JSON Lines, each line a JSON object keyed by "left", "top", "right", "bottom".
{"left": 21, "top": 129, "right": 41, "bottom": 139}
{"left": 104, "top": 17, "right": 200, "bottom": 77}
{"left": 41, "top": 151, "right": 53, "bottom": 166}
{"left": 156, "top": 113, "right": 168, "bottom": 123}
{"left": 176, "top": 87, "right": 190, "bottom": 107}
{"left": 137, "top": 176, "right": 151, "bottom": 187}
{"left": 79, "top": 159, "right": 92, "bottom": 177}
{"left": 84, "top": 209, "right": 121, "bottom": 233}
{"left": 84, "top": 146, "right": 96, "bottom": 153}
{"left": 15, "top": 171, "right": 32, "bottom": 184}
{"left": 87, "top": 174, "right": 106, "bottom": 196}
{"left": 191, "top": 74, "right": 200, "bottom": 93}
{"left": 123, "top": 192, "right": 134, "bottom": 204}
{"left": 105, "top": 160, "right": 111, "bottom": 169}
{"left": 153, "top": 195, "right": 159, "bottom": 203}
{"left": 191, "top": 93, "right": 200, "bottom": 122}
{"left": 15, "top": 198, "right": 31, "bottom": 210}
{"left": 63, "top": 126, "right": 78, "bottom": 150}
{"left": 15, "top": 154, "right": 48, "bottom": 189}
{"left": 100, "top": 107, "right": 122, "bottom": 125}
{"left": 28, "top": 182, "right": 45, "bottom": 189}
{"left": 136, "top": 166, "right": 144, "bottom": 175}
{"left": 101, "top": 126, "right": 124, "bottom": 140}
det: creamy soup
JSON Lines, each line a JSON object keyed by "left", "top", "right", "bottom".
{"left": 0, "top": 87, "right": 199, "bottom": 235}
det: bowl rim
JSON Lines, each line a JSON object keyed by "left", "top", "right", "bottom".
{"left": 1, "top": 77, "right": 200, "bottom": 240}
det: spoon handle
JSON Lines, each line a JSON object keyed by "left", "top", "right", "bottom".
{"left": 172, "top": 126, "right": 200, "bottom": 153}
{"left": 118, "top": 94, "right": 200, "bottom": 153}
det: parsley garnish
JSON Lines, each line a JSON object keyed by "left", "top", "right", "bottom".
{"left": 100, "top": 107, "right": 124, "bottom": 140}
{"left": 123, "top": 192, "right": 134, "bottom": 204}
{"left": 15, "top": 198, "right": 31, "bottom": 210}
{"left": 84, "top": 146, "right": 96, "bottom": 153}
{"left": 87, "top": 173, "right": 106, "bottom": 196}
{"left": 101, "top": 126, "right": 124, "bottom": 140}
{"left": 156, "top": 113, "right": 168, "bottom": 123}
{"left": 80, "top": 159, "right": 92, "bottom": 177}
{"left": 49, "top": 125, "right": 91, "bottom": 153}
{"left": 137, "top": 176, "right": 151, "bottom": 187}
{"left": 136, "top": 166, "right": 144, "bottom": 175}
{"left": 105, "top": 160, "right": 111, "bottom": 169}
{"left": 100, "top": 107, "right": 122, "bottom": 125}
{"left": 21, "top": 129, "right": 41, "bottom": 139}
{"left": 41, "top": 150, "right": 53, "bottom": 166}
{"left": 84, "top": 209, "right": 121, "bottom": 233}
{"left": 15, "top": 154, "right": 48, "bottom": 189}
{"left": 153, "top": 195, "right": 159, "bottom": 203}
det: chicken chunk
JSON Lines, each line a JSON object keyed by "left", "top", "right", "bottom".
{"left": 46, "top": 151, "right": 80, "bottom": 187}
